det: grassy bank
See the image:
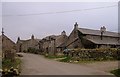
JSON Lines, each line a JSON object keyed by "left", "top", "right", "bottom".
{"left": 2, "top": 58, "right": 21, "bottom": 76}
{"left": 2, "top": 58, "right": 21, "bottom": 70}
{"left": 110, "top": 69, "right": 120, "bottom": 77}
{"left": 44, "top": 54, "right": 118, "bottom": 64}
{"left": 44, "top": 54, "right": 96, "bottom": 64}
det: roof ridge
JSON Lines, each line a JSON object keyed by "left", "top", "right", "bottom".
{"left": 78, "top": 28, "right": 118, "bottom": 37}
{"left": 2, "top": 34, "right": 15, "bottom": 44}
{"left": 79, "top": 28, "right": 118, "bottom": 33}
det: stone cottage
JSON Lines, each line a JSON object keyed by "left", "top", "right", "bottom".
{"left": 66, "top": 22, "right": 120, "bottom": 49}
{"left": 16, "top": 35, "right": 41, "bottom": 52}
{"left": 0, "top": 31, "right": 16, "bottom": 59}
{"left": 41, "top": 31, "right": 68, "bottom": 55}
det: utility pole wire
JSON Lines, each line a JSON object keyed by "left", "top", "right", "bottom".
{"left": 3, "top": 5, "right": 117, "bottom": 17}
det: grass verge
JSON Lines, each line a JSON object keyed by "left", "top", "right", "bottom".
{"left": 2, "top": 58, "right": 21, "bottom": 72}
{"left": 2, "top": 58, "right": 21, "bottom": 74}
{"left": 44, "top": 54, "right": 117, "bottom": 65}
{"left": 110, "top": 69, "right": 120, "bottom": 77}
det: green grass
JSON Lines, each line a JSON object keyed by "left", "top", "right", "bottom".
{"left": 44, "top": 54, "right": 117, "bottom": 64}
{"left": 44, "top": 54, "right": 72, "bottom": 62}
{"left": 59, "top": 56, "right": 71, "bottom": 62}
{"left": 45, "top": 54, "right": 104, "bottom": 63}
{"left": 59, "top": 57, "right": 98, "bottom": 63}
{"left": 2, "top": 58, "right": 21, "bottom": 70}
{"left": 45, "top": 55, "right": 57, "bottom": 59}
{"left": 110, "top": 69, "right": 120, "bottom": 77}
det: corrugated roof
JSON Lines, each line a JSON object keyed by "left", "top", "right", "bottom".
{"left": 78, "top": 28, "right": 119, "bottom": 37}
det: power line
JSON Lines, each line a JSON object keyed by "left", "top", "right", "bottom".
{"left": 3, "top": 5, "right": 117, "bottom": 17}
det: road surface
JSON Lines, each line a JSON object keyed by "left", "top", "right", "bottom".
{"left": 20, "top": 53, "right": 113, "bottom": 75}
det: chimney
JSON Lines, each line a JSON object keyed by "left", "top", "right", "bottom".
{"left": 100, "top": 26, "right": 106, "bottom": 32}
{"left": 17, "top": 37, "right": 20, "bottom": 41}
{"left": 74, "top": 22, "right": 78, "bottom": 29}
{"left": 2, "top": 28, "right": 4, "bottom": 35}
{"left": 61, "top": 30, "right": 66, "bottom": 36}
{"left": 31, "top": 34, "right": 34, "bottom": 40}
{"left": 102, "top": 26, "right": 106, "bottom": 31}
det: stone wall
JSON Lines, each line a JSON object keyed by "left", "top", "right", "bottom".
{"left": 64, "top": 48, "right": 119, "bottom": 61}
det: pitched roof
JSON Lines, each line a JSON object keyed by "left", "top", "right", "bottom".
{"left": 78, "top": 28, "right": 119, "bottom": 37}
{"left": 55, "top": 35, "right": 66, "bottom": 47}
{"left": 42, "top": 34, "right": 68, "bottom": 48}
{"left": 0, "top": 34, "right": 16, "bottom": 51}
{"left": 1, "top": 34, "right": 15, "bottom": 44}
{"left": 35, "top": 39, "right": 41, "bottom": 42}
{"left": 18, "top": 38, "right": 41, "bottom": 43}
{"left": 42, "top": 35, "right": 56, "bottom": 41}
{"left": 84, "top": 37, "right": 120, "bottom": 45}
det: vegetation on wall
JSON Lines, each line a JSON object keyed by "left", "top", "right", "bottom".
{"left": 44, "top": 48, "right": 119, "bottom": 63}
{"left": 2, "top": 58, "right": 21, "bottom": 76}
{"left": 63, "top": 48, "right": 120, "bottom": 61}
{"left": 110, "top": 69, "right": 120, "bottom": 77}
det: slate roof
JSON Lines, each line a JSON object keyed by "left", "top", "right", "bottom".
{"left": 78, "top": 28, "right": 119, "bottom": 37}
{"left": 84, "top": 37, "right": 120, "bottom": 45}
{"left": 57, "top": 43, "right": 66, "bottom": 48}
{"left": 19, "top": 38, "right": 41, "bottom": 43}
{"left": 77, "top": 28, "right": 120, "bottom": 45}
{"left": 35, "top": 39, "right": 41, "bottom": 42}
{"left": 1, "top": 34, "right": 15, "bottom": 44}
{"left": 0, "top": 34, "right": 16, "bottom": 51}
{"left": 42, "top": 34, "right": 68, "bottom": 48}
{"left": 42, "top": 35, "right": 56, "bottom": 41}
{"left": 55, "top": 35, "right": 66, "bottom": 47}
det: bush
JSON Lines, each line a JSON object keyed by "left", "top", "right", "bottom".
{"left": 2, "top": 58, "right": 21, "bottom": 76}
{"left": 2, "top": 58, "right": 21, "bottom": 70}
{"left": 27, "top": 47, "right": 40, "bottom": 54}
{"left": 111, "top": 69, "right": 120, "bottom": 77}
{"left": 60, "top": 56, "right": 71, "bottom": 62}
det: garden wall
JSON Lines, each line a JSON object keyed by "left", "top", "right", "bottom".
{"left": 64, "top": 48, "right": 120, "bottom": 61}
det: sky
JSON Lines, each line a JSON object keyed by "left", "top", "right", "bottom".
{"left": 1, "top": 1, "right": 119, "bottom": 42}
{"left": 1, "top": 0, "right": 119, "bottom": 2}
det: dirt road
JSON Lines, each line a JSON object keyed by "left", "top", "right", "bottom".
{"left": 20, "top": 53, "right": 114, "bottom": 75}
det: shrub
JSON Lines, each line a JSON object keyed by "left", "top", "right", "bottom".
{"left": 60, "top": 56, "right": 71, "bottom": 62}
{"left": 111, "top": 69, "right": 120, "bottom": 77}
{"left": 27, "top": 47, "right": 40, "bottom": 54}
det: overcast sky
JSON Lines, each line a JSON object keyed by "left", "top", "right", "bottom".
{"left": 2, "top": 2, "right": 118, "bottom": 42}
